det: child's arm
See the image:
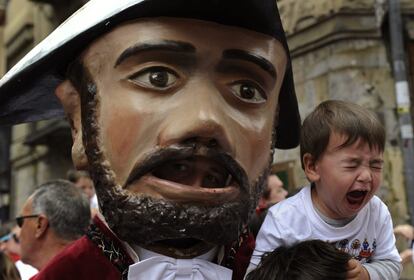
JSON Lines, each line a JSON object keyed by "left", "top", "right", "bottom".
{"left": 342, "top": 256, "right": 401, "bottom": 280}
{"left": 362, "top": 260, "right": 401, "bottom": 280}
{"left": 346, "top": 252, "right": 401, "bottom": 280}
{"left": 360, "top": 200, "right": 402, "bottom": 280}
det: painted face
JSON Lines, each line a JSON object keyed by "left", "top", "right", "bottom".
{"left": 64, "top": 17, "right": 287, "bottom": 255}
{"left": 307, "top": 133, "right": 383, "bottom": 219}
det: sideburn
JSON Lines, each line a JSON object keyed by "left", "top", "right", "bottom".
{"left": 67, "top": 59, "right": 124, "bottom": 213}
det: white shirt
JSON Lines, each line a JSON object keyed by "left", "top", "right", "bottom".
{"left": 90, "top": 194, "right": 98, "bottom": 209}
{"left": 249, "top": 186, "right": 401, "bottom": 278}
{"left": 128, "top": 247, "right": 232, "bottom": 280}
{"left": 94, "top": 213, "right": 232, "bottom": 280}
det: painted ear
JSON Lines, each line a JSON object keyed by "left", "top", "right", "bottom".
{"left": 55, "top": 80, "right": 88, "bottom": 170}
{"left": 303, "top": 153, "right": 320, "bottom": 182}
{"left": 35, "top": 215, "right": 49, "bottom": 239}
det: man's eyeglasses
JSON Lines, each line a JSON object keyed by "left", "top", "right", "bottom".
{"left": 15, "top": 215, "right": 39, "bottom": 227}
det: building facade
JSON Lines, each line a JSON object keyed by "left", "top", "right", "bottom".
{"left": 274, "top": 0, "right": 414, "bottom": 225}
{"left": 0, "top": 0, "right": 86, "bottom": 220}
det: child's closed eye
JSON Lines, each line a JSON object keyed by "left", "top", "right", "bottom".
{"left": 370, "top": 164, "right": 383, "bottom": 171}
{"left": 370, "top": 160, "right": 384, "bottom": 171}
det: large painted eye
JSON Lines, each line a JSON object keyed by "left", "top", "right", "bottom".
{"left": 230, "top": 81, "right": 267, "bottom": 104}
{"left": 129, "top": 66, "right": 178, "bottom": 89}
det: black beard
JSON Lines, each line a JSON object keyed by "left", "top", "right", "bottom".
{"left": 72, "top": 61, "right": 270, "bottom": 250}
{"left": 86, "top": 139, "right": 267, "bottom": 247}
{"left": 98, "top": 188, "right": 251, "bottom": 246}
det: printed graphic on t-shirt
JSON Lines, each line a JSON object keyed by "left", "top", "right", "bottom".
{"left": 333, "top": 238, "right": 376, "bottom": 263}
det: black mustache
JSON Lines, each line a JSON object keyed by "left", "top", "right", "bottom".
{"left": 124, "top": 143, "right": 249, "bottom": 192}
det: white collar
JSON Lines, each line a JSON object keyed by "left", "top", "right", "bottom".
{"left": 128, "top": 247, "right": 232, "bottom": 280}
{"left": 136, "top": 246, "right": 219, "bottom": 262}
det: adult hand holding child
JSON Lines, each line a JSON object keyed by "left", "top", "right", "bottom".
{"left": 347, "top": 259, "right": 370, "bottom": 280}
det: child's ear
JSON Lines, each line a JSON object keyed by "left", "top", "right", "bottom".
{"left": 303, "top": 153, "right": 320, "bottom": 182}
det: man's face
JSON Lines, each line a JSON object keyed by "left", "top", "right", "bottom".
{"left": 65, "top": 17, "right": 287, "bottom": 254}
{"left": 19, "top": 198, "right": 37, "bottom": 265}
{"left": 75, "top": 176, "right": 95, "bottom": 200}
{"left": 308, "top": 133, "right": 383, "bottom": 219}
{"left": 267, "top": 175, "right": 287, "bottom": 205}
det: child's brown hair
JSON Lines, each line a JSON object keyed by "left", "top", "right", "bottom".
{"left": 300, "top": 100, "right": 385, "bottom": 169}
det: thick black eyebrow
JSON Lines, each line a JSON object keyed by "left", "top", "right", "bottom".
{"left": 114, "top": 40, "right": 196, "bottom": 68}
{"left": 222, "top": 49, "right": 277, "bottom": 79}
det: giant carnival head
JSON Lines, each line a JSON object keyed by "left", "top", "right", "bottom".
{"left": 0, "top": 0, "right": 300, "bottom": 258}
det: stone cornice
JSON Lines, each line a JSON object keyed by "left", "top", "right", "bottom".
{"left": 287, "top": 11, "right": 381, "bottom": 58}
{"left": 279, "top": 0, "right": 414, "bottom": 57}
{"left": 279, "top": 0, "right": 373, "bottom": 34}
{"left": 279, "top": 0, "right": 414, "bottom": 34}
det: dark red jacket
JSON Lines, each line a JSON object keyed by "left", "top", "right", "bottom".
{"left": 30, "top": 216, "right": 133, "bottom": 280}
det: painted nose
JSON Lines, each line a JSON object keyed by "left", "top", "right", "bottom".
{"left": 157, "top": 86, "right": 233, "bottom": 154}
{"left": 158, "top": 112, "right": 233, "bottom": 154}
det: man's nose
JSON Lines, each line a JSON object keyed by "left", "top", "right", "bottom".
{"left": 158, "top": 86, "right": 233, "bottom": 153}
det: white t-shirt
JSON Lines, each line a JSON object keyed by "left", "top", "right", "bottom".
{"left": 250, "top": 186, "right": 401, "bottom": 267}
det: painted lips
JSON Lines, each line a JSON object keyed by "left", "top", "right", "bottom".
{"left": 124, "top": 143, "right": 250, "bottom": 205}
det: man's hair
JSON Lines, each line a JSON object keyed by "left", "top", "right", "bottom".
{"left": 31, "top": 179, "right": 91, "bottom": 240}
{"left": 246, "top": 240, "right": 351, "bottom": 280}
{"left": 66, "top": 169, "right": 90, "bottom": 183}
{"left": 261, "top": 188, "right": 271, "bottom": 200}
{"left": 300, "top": 100, "right": 385, "bottom": 169}
{"left": 261, "top": 175, "right": 273, "bottom": 200}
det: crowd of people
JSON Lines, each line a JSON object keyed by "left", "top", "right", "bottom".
{"left": 0, "top": 0, "right": 410, "bottom": 279}
{"left": 0, "top": 172, "right": 95, "bottom": 279}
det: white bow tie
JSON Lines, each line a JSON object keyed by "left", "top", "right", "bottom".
{"left": 128, "top": 255, "right": 232, "bottom": 280}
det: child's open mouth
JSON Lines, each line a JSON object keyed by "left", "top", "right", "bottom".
{"left": 346, "top": 190, "right": 368, "bottom": 206}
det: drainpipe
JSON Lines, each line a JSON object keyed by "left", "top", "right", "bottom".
{"left": 388, "top": 0, "right": 414, "bottom": 225}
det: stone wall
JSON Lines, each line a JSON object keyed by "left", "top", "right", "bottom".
{"left": 274, "top": 2, "right": 414, "bottom": 275}
{"left": 278, "top": 0, "right": 414, "bottom": 35}
{"left": 275, "top": 0, "right": 414, "bottom": 226}
{"left": 3, "top": 0, "right": 79, "bottom": 217}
